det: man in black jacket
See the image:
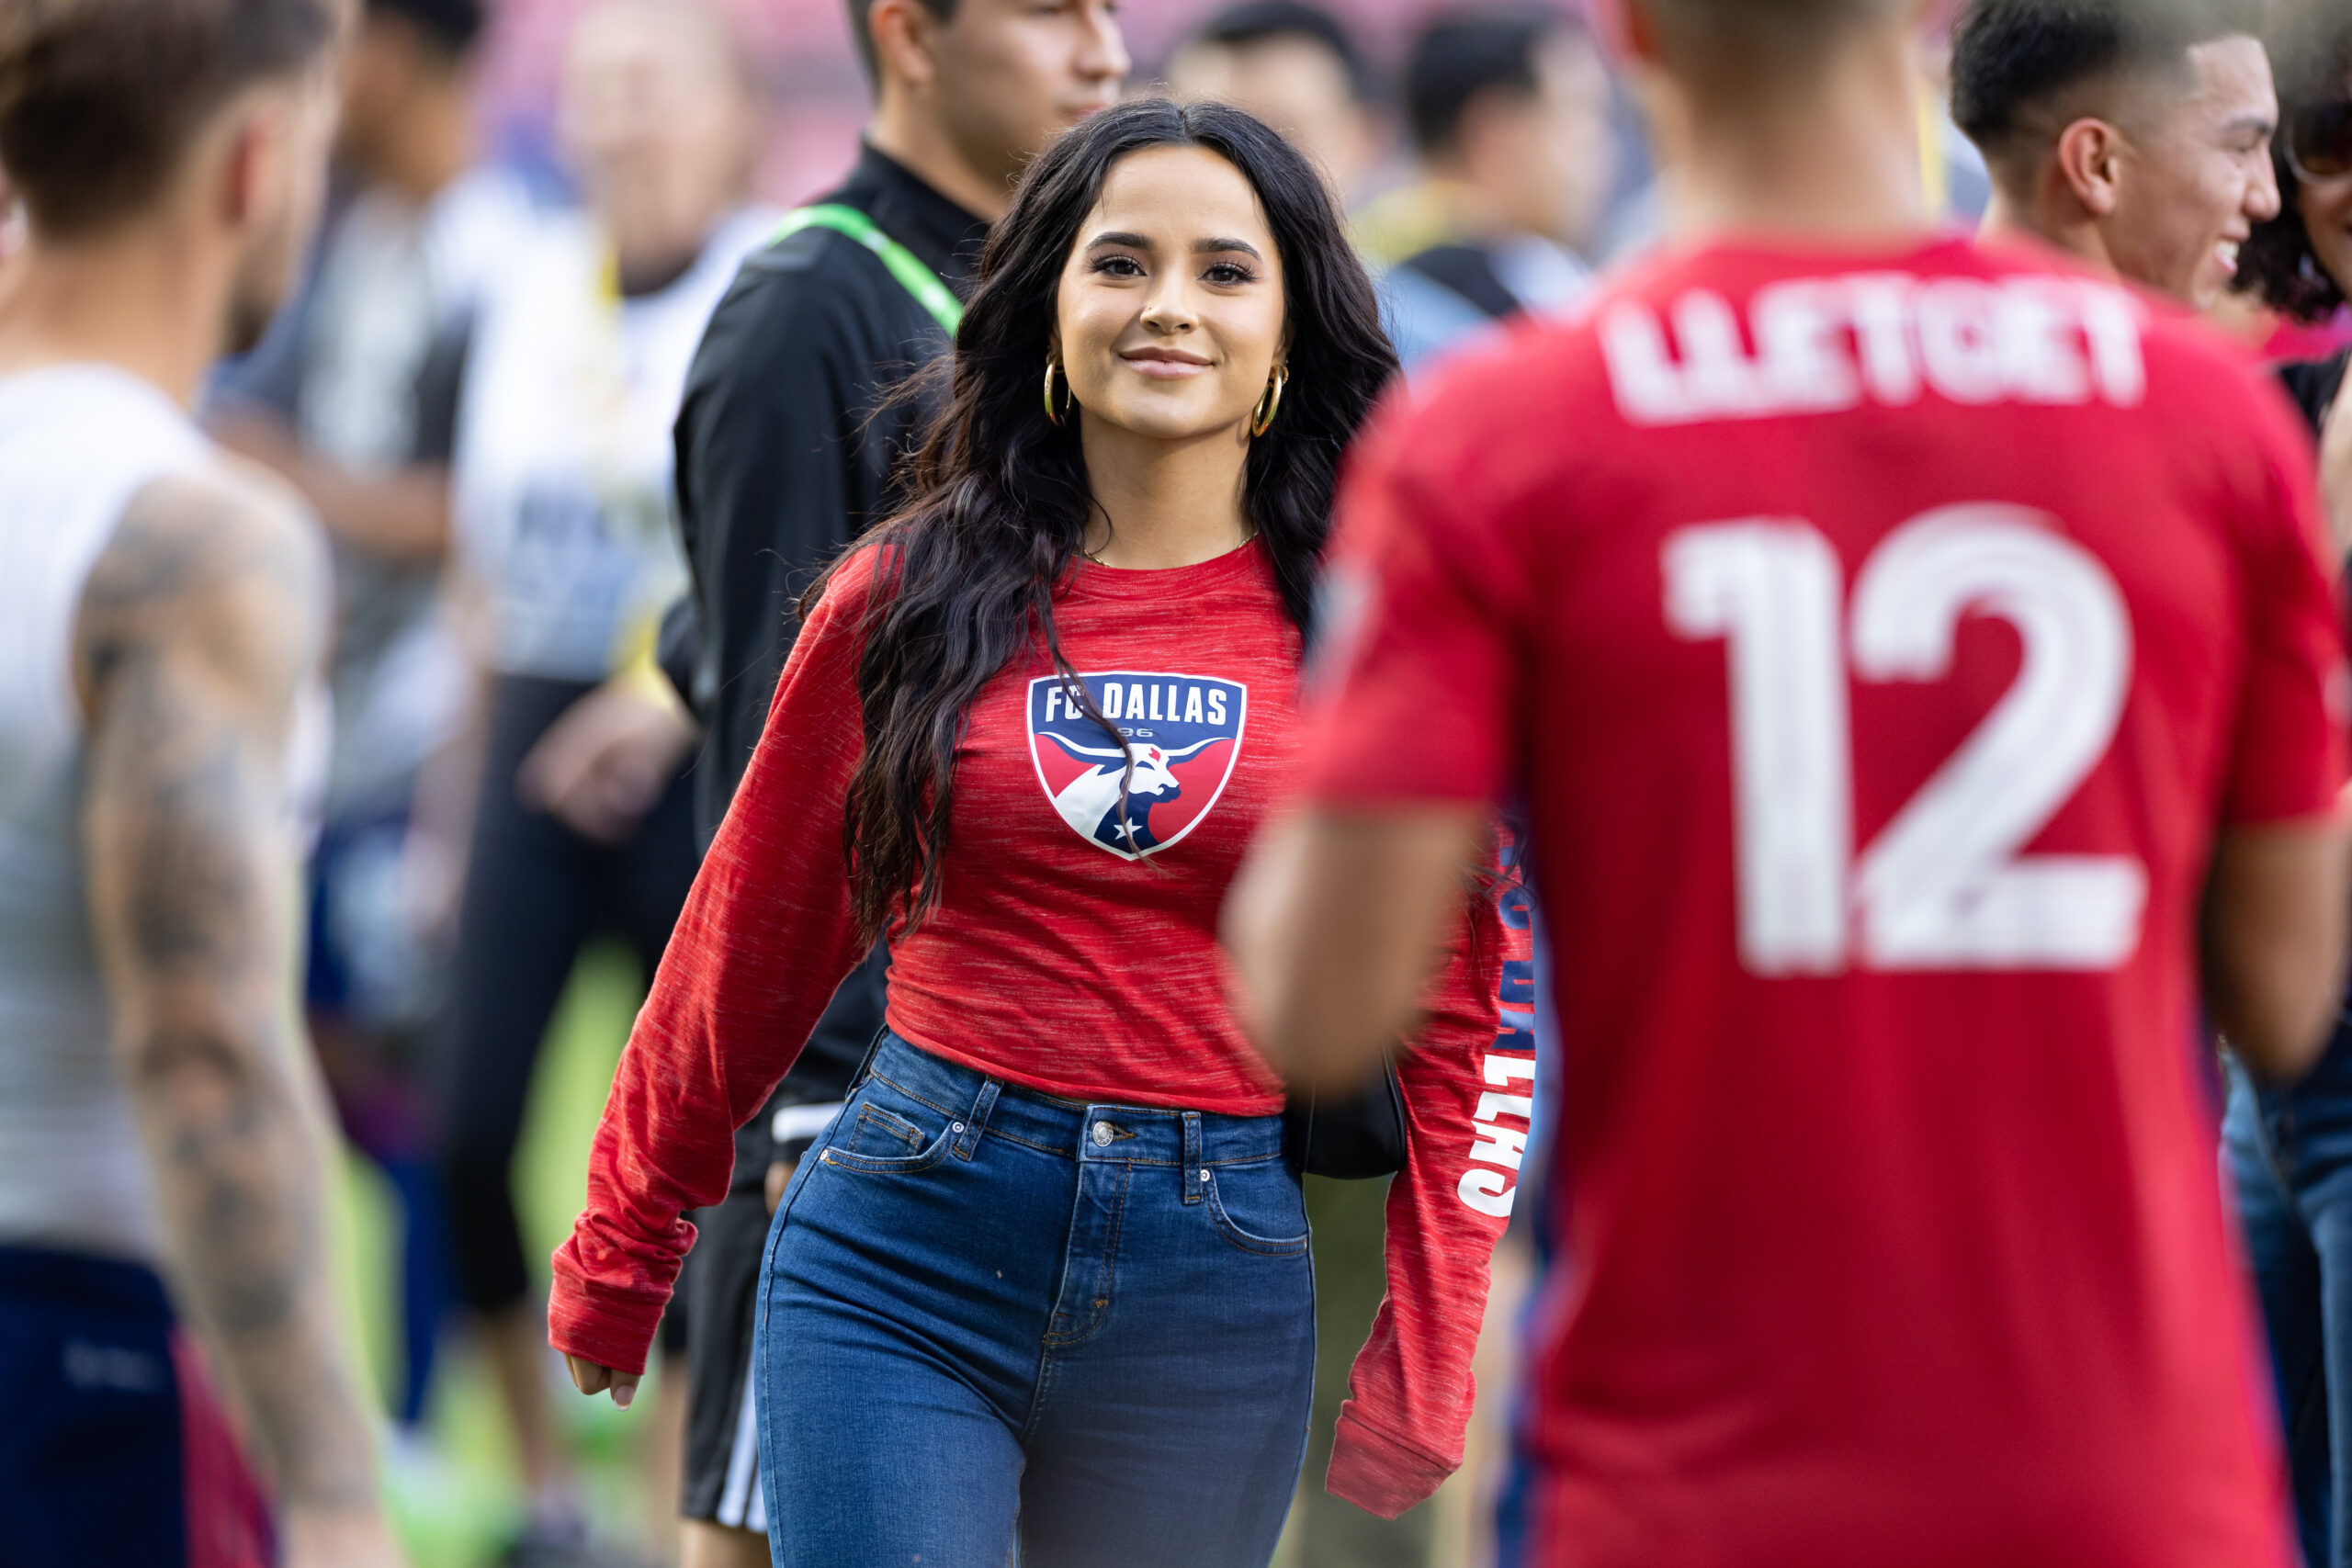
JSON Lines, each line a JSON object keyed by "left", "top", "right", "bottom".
{"left": 663, "top": 0, "right": 1125, "bottom": 1560}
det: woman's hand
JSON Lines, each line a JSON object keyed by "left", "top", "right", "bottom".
{"left": 563, "top": 1353, "right": 642, "bottom": 1410}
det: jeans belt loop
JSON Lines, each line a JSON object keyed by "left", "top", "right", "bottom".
{"left": 1182, "top": 1111, "right": 1204, "bottom": 1204}
{"left": 954, "top": 1078, "right": 1001, "bottom": 1162}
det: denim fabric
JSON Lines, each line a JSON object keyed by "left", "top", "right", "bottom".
{"left": 754, "top": 1034, "right": 1317, "bottom": 1568}
{"left": 2223, "top": 1040, "right": 2352, "bottom": 1568}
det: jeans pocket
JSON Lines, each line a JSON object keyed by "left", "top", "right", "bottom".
{"left": 818, "top": 1080, "right": 959, "bottom": 1176}
{"left": 1202, "top": 1160, "right": 1311, "bottom": 1257}
{"left": 843, "top": 1104, "right": 925, "bottom": 1158}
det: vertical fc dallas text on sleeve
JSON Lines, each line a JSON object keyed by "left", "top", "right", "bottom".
{"left": 1326, "top": 851, "right": 1534, "bottom": 1517}
{"left": 1306, "top": 237, "right": 2347, "bottom": 1568}
{"left": 552, "top": 539, "right": 1516, "bottom": 1503}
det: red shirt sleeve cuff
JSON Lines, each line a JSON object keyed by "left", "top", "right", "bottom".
{"left": 1325, "top": 1402, "right": 1457, "bottom": 1518}
{"left": 547, "top": 1250, "right": 668, "bottom": 1379}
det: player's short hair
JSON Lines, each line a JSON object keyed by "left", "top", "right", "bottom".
{"left": 1951, "top": 0, "right": 2264, "bottom": 182}
{"left": 365, "top": 0, "right": 481, "bottom": 60}
{"left": 847, "top": 0, "right": 956, "bottom": 86}
{"left": 0, "top": 0, "right": 345, "bottom": 240}
{"left": 1185, "top": 0, "right": 1372, "bottom": 105}
{"left": 1406, "top": 7, "right": 1579, "bottom": 158}
{"left": 1634, "top": 0, "right": 1908, "bottom": 85}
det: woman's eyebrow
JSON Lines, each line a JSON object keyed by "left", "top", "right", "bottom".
{"left": 1085, "top": 230, "right": 1153, "bottom": 250}
{"left": 1194, "top": 237, "right": 1263, "bottom": 260}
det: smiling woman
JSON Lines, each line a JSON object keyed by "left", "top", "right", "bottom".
{"left": 548, "top": 97, "right": 1521, "bottom": 1568}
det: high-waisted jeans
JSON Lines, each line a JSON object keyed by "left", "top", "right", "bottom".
{"left": 753, "top": 1034, "right": 1317, "bottom": 1568}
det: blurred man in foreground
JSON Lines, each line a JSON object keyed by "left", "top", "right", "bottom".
{"left": 211, "top": 0, "right": 535, "bottom": 1444}
{"left": 1356, "top": 7, "right": 1613, "bottom": 373}
{"left": 1953, "top": 0, "right": 2280, "bottom": 308}
{"left": 1231, "top": 0, "right": 2351, "bottom": 1562}
{"left": 0, "top": 0, "right": 400, "bottom": 1564}
{"left": 629, "top": 0, "right": 1124, "bottom": 1561}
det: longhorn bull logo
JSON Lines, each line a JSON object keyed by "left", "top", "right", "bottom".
{"left": 1026, "top": 672, "right": 1249, "bottom": 861}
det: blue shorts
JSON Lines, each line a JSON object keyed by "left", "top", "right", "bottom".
{"left": 0, "top": 1246, "right": 276, "bottom": 1567}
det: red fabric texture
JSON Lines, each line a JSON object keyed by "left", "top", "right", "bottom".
{"left": 551, "top": 539, "right": 1512, "bottom": 1507}
{"left": 170, "top": 1331, "right": 276, "bottom": 1568}
{"left": 1308, "top": 237, "right": 2347, "bottom": 1566}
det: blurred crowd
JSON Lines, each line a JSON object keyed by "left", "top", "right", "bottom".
{"left": 171, "top": 1, "right": 2349, "bottom": 1565}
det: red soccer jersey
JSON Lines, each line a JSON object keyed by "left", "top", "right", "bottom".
{"left": 551, "top": 540, "right": 1521, "bottom": 1510}
{"left": 1306, "top": 237, "right": 2348, "bottom": 1567}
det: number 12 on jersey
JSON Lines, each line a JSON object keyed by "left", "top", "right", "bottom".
{"left": 1664, "top": 504, "right": 2146, "bottom": 976}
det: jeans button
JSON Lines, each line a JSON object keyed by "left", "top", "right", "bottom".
{"left": 1091, "top": 1120, "right": 1114, "bottom": 1147}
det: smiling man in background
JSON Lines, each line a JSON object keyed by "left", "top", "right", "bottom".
{"left": 1953, "top": 0, "right": 2280, "bottom": 308}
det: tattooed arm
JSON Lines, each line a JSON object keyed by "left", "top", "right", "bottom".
{"left": 75, "top": 467, "right": 399, "bottom": 1563}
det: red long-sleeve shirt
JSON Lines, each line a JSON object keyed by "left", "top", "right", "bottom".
{"left": 549, "top": 538, "right": 1521, "bottom": 1512}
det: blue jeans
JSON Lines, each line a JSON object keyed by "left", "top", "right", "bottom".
{"left": 754, "top": 1035, "right": 1317, "bottom": 1568}
{"left": 2224, "top": 1040, "right": 2352, "bottom": 1568}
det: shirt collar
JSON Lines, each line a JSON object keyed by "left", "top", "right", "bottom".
{"left": 839, "top": 141, "right": 992, "bottom": 286}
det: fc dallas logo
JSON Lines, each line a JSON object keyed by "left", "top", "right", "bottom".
{"left": 1026, "top": 672, "right": 1248, "bottom": 861}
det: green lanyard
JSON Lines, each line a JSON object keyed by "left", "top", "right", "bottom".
{"left": 774, "top": 204, "right": 965, "bottom": 335}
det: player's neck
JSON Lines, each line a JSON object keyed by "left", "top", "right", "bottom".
{"left": 1077, "top": 420, "right": 1252, "bottom": 571}
{"left": 867, "top": 94, "right": 1013, "bottom": 223}
{"left": 1657, "top": 34, "right": 1931, "bottom": 250}
{"left": 0, "top": 229, "right": 228, "bottom": 410}
{"left": 1980, "top": 185, "right": 2119, "bottom": 281}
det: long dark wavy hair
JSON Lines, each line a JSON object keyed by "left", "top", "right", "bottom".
{"left": 818, "top": 96, "right": 1398, "bottom": 944}
{"left": 2237, "top": 0, "right": 2352, "bottom": 322}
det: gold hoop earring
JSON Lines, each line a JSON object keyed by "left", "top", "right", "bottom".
{"left": 1044, "top": 358, "right": 1069, "bottom": 428}
{"left": 1250, "top": 365, "right": 1289, "bottom": 437}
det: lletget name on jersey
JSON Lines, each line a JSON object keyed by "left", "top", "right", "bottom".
{"left": 1603, "top": 275, "right": 2147, "bottom": 426}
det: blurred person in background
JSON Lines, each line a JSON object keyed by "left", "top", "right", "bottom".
{"left": 0, "top": 0, "right": 404, "bottom": 1563}
{"left": 435, "top": 2, "right": 774, "bottom": 1561}
{"left": 209, "top": 0, "right": 535, "bottom": 1450}
{"left": 650, "top": 0, "right": 1123, "bottom": 1558}
{"left": 1162, "top": 1, "right": 1383, "bottom": 202}
{"left": 1951, "top": 0, "right": 2281, "bottom": 310}
{"left": 2222, "top": 6, "right": 2352, "bottom": 1562}
{"left": 2236, "top": 0, "right": 2352, "bottom": 479}
{"left": 1355, "top": 8, "right": 1613, "bottom": 376}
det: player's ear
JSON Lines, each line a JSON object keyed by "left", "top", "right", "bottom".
{"left": 869, "top": 0, "right": 944, "bottom": 94}
{"left": 2055, "top": 117, "right": 2127, "bottom": 220}
{"left": 1613, "top": 0, "right": 1666, "bottom": 70}
{"left": 215, "top": 95, "right": 287, "bottom": 233}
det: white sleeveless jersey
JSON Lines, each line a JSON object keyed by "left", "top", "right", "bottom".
{"left": 0, "top": 366, "right": 213, "bottom": 1260}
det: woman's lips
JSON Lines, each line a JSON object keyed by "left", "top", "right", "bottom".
{"left": 1122, "top": 351, "right": 1211, "bottom": 379}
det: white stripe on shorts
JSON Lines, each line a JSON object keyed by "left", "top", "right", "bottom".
{"left": 772, "top": 1101, "right": 844, "bottom": 1146}
{"left": 717, "top": 1364, "right": 763, "bottom": 1531}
